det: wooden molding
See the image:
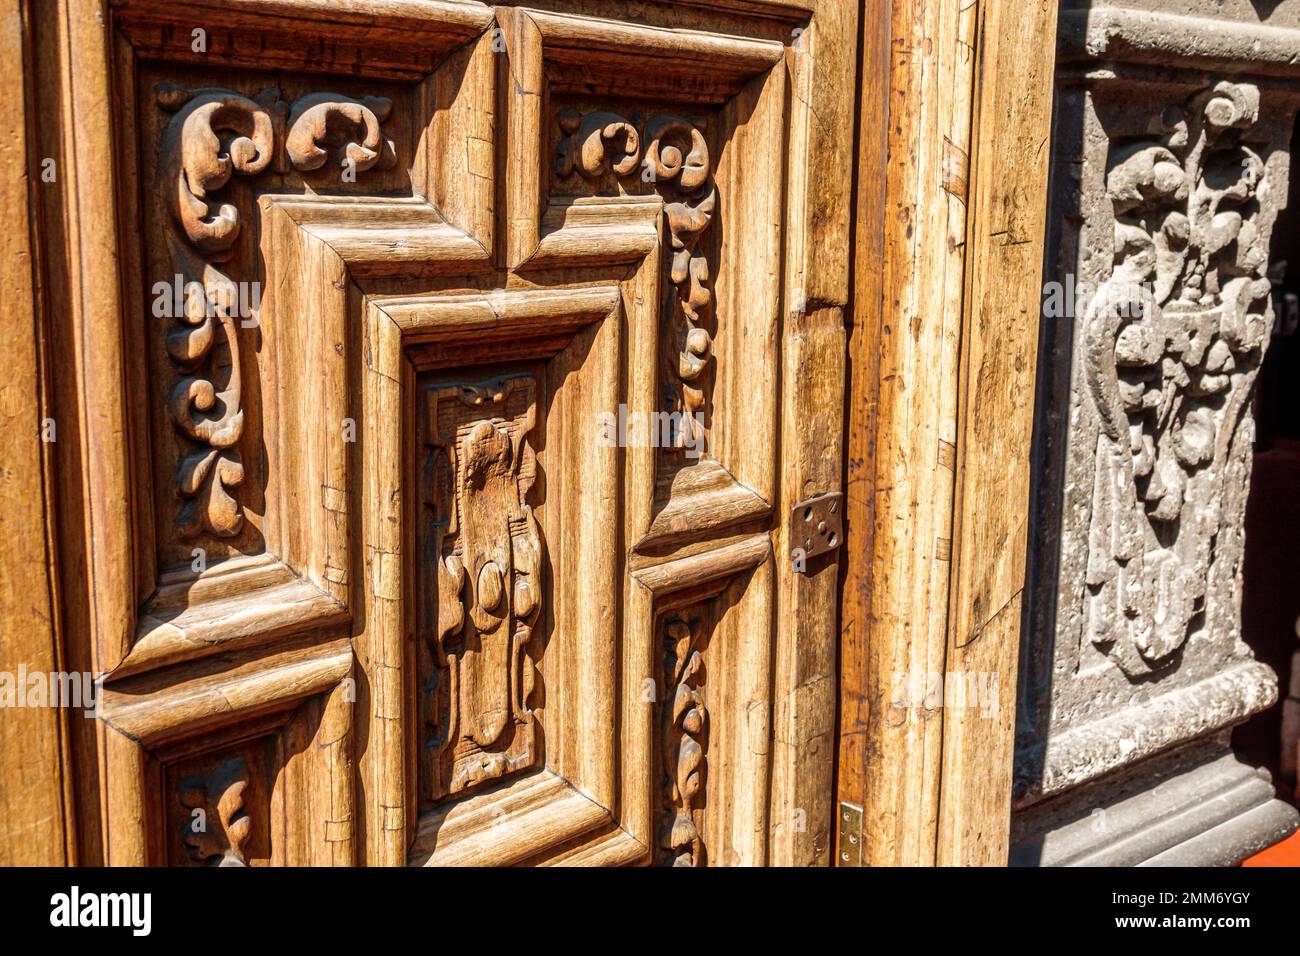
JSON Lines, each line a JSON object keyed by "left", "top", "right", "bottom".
{"left": 0, "top": 0, "right": 72, "bottom": 866}
{"left": 838, "top": 0, "right": 1059, "bottom": 866}
{"left": 937, "top": 0, "right": 1059, "bottom": 868}
{"left": 22, "top": 0, "right": 855, "bottom": 868}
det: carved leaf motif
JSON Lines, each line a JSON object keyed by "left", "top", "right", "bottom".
{"left": 157, "top": 86, "right": 396, "bottom": 541}
{"left": 555, "top": 109, "right": 716, "bottom": 452}
{"left": 556, "top": 109, "right": 640, "bottom": 178}
{"left": 1082, "top": 81, "right": 1273, "bottom": 676}
{"left": 659, "top": 616, "right": 707, "bottom": 866}
{"left": 643, "top": 115, "right": 710, "bottom": 193}
{"left": 157, "top": 88, "right": 274, "bottom": 538}
{"left": 285, "top": 93, "right": 397, "bottom": 173}
{"left": 178, "top": 756, "right": 252, "bottom": 867}
{"left": 159, "top": 86, "right": 275, "bottom": 257}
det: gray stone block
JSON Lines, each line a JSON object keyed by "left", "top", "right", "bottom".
{"left": 1016, "top": 0, "right": 1300, "bottom": 865}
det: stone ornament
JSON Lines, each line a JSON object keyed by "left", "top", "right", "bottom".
{"left": 1082, "top": 81, "right": 1272, "bottom": 676}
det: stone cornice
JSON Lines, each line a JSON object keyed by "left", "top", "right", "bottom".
{"left": 1060, "top": 6, "right": 1300, "bottom": 81}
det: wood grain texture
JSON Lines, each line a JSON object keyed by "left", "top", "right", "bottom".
{"left": 840, "top": 0, "right": 979, "bottom": 868}
{"left": 937, "top": 0, "right": 1058, "bottom": 867}
{"left": 29, "top": 0, "right": 143, "bottom": 866}
{"left": 768, "top": 0, "right": 857, "bottom": 868}
{"left": 836, "top": 0, "right": 890, "bottom": 869}
{"left": 0, "top": 0, "right": 71, "bottom": 866}
{"left": 839, "top": 0, "right": 1054, "bottom": 867}
{"left": 17, "top": 0, "right": 854, "bottom": 867}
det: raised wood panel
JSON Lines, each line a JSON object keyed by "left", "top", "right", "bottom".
{"left": 25, "top": 0, "right": 855, "bottom": 867}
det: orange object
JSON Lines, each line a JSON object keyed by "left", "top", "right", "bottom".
{"left": 1243, "top": 828, "right": 1300, "bottom": 866}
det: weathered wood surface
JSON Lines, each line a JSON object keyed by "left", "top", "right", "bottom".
{"left": 12, "top": 0, "right": 856, "bottom": 867}
{"left": 838, "top": 0, "right": 1057, "bottom": 866}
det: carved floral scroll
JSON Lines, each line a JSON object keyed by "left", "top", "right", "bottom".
{"left": 659, "top": 614, "right": 707, "bottom": 866}
{"left": 425, "top": 376, "right": 544, "bottom": 800}
{"left": 555, "top": 109, "right": 716, "bottom": 452}
{"left": 1082, "top": 81, "right": 1272, "bottom": 676}
{"left": 177, "top": 756, "right": 252, "bottom": 867}
{"left": 285, "top": 93, "right": 397, "bottom": 174}
{"left": 156, "top": 85, "right": 395, "bottom": 539}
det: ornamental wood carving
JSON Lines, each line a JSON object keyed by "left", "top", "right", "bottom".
{"left": 424, "top": 375, "right": 544, "bottom": 800}
{"left": 157, "top": 85, "right": 394, "bottom": 538}
{"left": 555, "top": 109, "right": 716, "bottom": 451}
{"left": 1083, "top": 81, "right": 1272, "bottom": 676}
{"left": 659, "top": 614, "right": 708, "bottom": 866}
{"left": 177, "top": 756, "right": 252, "bottom": 867}
{"left": 55, "top": 0, "right": 849, "bottom": 871}
{"left": 157, "top": 86, "right": 272, "bottom": 538}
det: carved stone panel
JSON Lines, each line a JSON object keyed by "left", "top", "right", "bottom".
{"left": 1017, "top": 0, "right": 1300, "bottom": 863}
{"left": 1080, "top": 81, "right": 1271, "bottom": 677}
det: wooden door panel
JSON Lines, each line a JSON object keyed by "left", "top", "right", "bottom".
{"left": 65, "top": 0, "right": 852, "bottom": 867}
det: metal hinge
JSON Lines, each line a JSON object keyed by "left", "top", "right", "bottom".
{"left": 789, "top": 491, "right": 843, "bottom": 572}
{"left": 837, "top": 801, "right": 863, "bottom": 867}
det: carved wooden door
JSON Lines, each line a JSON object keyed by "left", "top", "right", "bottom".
{"left": 65, "top": 0, "right": 854, "bottom": 867}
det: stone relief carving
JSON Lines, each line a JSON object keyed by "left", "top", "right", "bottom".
{"left": 178, "top": 756, "right": 252, "bottom": 867}
{"left": 1082, "top": 81, "right": 1273, "bottom": 677}
{"left": 157, "top": 85, "right": 394, "bottom": 538}
{"left": 659, "top": 614, "right": 707, "bottom": 866}
{"left": 555, "top": 109, "right": 716, "bottom": 452}
{"left": 425, "top": 376, "right": 544, "bottom": 800}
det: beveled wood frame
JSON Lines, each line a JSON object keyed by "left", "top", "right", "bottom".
{"left": 86, "top": 0, "right": 498, "bottom": 867}
{"left": 22, "top": 0, "right": 858, "bottom": 868}
{"left": 360, "top": 283, "right": 626, "bottom": 866}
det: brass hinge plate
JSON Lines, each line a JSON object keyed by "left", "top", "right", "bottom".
{"left": 789, "top": 491, "right": 843, "bottom": 570}
{"left": 837, "top": 801, "right": 863, "bottom": 867}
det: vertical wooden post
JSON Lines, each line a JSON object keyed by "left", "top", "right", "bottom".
{"left": 839, "top": 0, "right": 979, "bottom": 867}
{"left": 768, "top": 0, "right": 859, "bottom": 869}
{"left": 0, "top": 0, "right": 73, "bottom": 866}
{"left": 839, "top": 0, "right": 1058, "bottom": 866}
{"left": 937, "top": 0, "right": 1059, "bottom": 867}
